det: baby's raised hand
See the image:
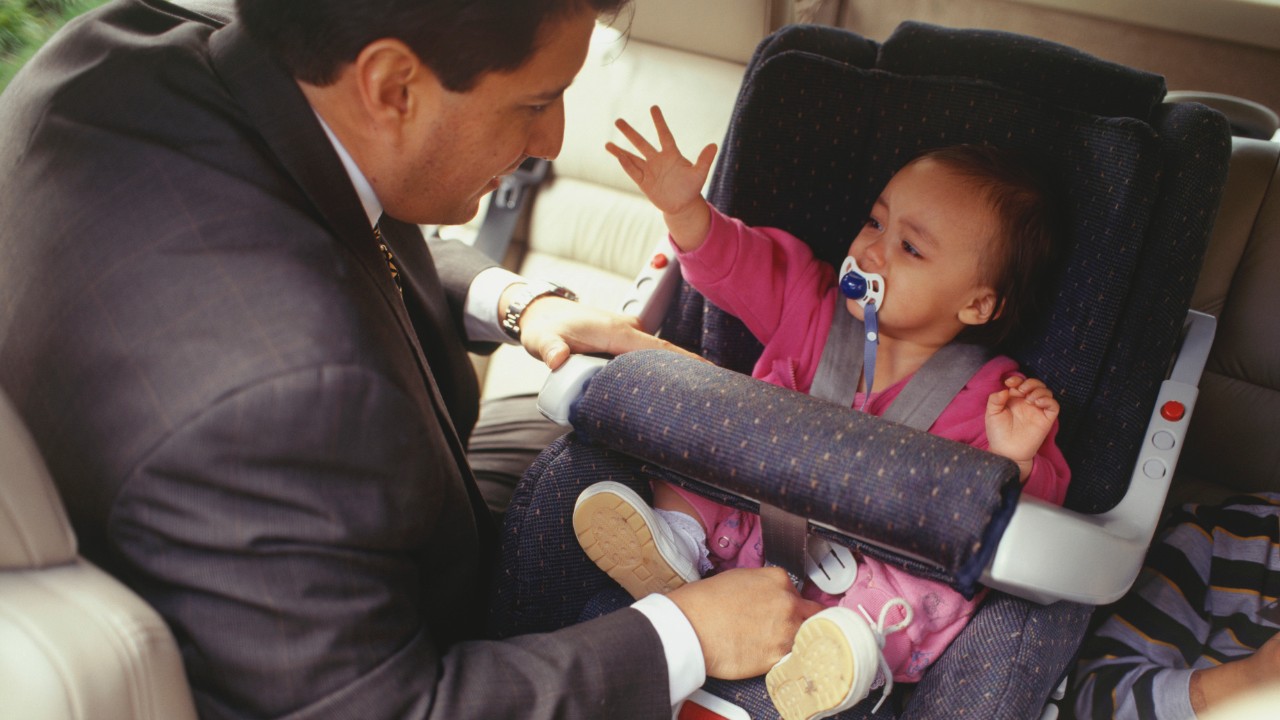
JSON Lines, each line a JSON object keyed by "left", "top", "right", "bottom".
{"left": 985, "top": 375, "right": 1060, "bottom": 481}
{"left": 606, "top": 105, "right": 717, "bottom": 219}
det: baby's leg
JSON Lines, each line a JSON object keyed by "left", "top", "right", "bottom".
{"left": 650, "top": 481, "right": 715, "bottom": 575}
{"left": 573, "top": 480, "right": 707, "bottom": 599}
{"left": 653, "top": 481, "right": 708, "bottom": 531}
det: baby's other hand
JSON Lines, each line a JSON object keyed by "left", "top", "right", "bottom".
{"left": 605, "top": 105, "right": 717, "bottom": 218}
{"left": 986, "top": 375, "right": 1059, "bottom": 481}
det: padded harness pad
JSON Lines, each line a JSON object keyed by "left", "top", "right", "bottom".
{"left": 569, "top": 350, "right": 1022, "bottom": 596}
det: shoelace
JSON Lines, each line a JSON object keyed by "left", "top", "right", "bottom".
{"left": 857, "top": 597, "right": 914, "bottom": 714}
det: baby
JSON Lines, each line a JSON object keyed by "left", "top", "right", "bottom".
{"left": 574, "top": 106, "right": 1070, "bottom": 719}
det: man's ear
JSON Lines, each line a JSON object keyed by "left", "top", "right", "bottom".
{"left": 959, "top": 287, "right": 1001, "bottom": 326}
{"left": 352, "top": 38, "right": 435, "bottom": 132}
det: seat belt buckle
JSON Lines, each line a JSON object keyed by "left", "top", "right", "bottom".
{"left": 494, "top": 157, "right": 551, "bottom": 210}
{"left": 806, "top": 537, "right": 858, "bottom": 594}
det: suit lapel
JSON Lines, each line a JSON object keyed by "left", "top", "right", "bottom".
{"left": 376, "top": 217, "right": 482, "bottom": 438}
{"left": 206, "top": 21, "right": 430, "bottom": 396}
{"left": 205, "top": 21, "right": 495, "bottom": 542}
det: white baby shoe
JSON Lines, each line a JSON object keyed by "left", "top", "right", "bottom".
{"left": 766, "top": 600, "right": 914, "bottom": 719}
{"left": 573, "top": 481, "right": 702, "bottom": 599}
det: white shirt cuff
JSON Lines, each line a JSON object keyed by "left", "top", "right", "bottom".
{"left": 464, "top": 266, "right": 524, "bottom": 344}
{"left": 631, "top": 593, "right": 706, "bottom": 707}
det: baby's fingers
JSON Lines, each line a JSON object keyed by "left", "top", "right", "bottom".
{"left": 1022, "top": 387, "right": 1060, "bottom": 420}
{"left": 614, "top": 117, "right": 658, "bottom": 158}
{"left": 1023, "top": 386, "right": 1054, "bottom": 404}
{"left": 986, "top": 388, "right": 1010, "bottom": 415}
{"left": 1004, "top": 375, "right": 1048, "bottom": 398}
{"left": 650, "top": 105, "right": 680, "bottom": 154}
{"left": 694, "top": 143, "right": 718, "bottom": 176}
{"left": 605, "top": 142, "right": 645, "bottom": 183}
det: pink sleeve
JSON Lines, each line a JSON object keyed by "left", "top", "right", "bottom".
{"left": 675, "top": 205, "right": 833, "bottom": 345}
{"left": 926, "top": 357, "right": 1071, "bottom": 507}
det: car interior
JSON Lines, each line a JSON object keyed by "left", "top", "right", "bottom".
{"left": 1, "top": 0, "right": 1277, "bottom": 718}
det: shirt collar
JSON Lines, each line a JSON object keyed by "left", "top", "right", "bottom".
{"left": 315, "top": 113, "right": 382, "bottom": 229}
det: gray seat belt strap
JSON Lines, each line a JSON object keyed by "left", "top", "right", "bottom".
{"left": 760, "top": 502, "right": 811, "bottom": 581}
{"left": 762, "top": 296, "right": 861, "bottom": 575}
{"left": 472, "top": 157, "right": 550, "bottom": 263}
{"left": 761, "top": 294, "right": 991, "bottom": 573}
{"left": 881, "top": 342, "right": 992, "bottom": 431}
{"left": 809, "top": 294, "right": 864, "bottom": 408}
{"left": 810, "top": 293, "right": 991, "bottom": 430}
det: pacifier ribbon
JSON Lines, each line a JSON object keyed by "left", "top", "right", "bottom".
{"left": 839, "top": 257, "right": 885, "bottom": 410}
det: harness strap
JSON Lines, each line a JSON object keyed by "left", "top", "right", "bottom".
{"left": 759, "top": 503, "right": 811, "bottom": 582}
{"left": 809, "top": 294, "right": 865, "bottom": 409}
{"left": 881, "top": 341, "right": 992, "bottom": 431}
{"left": 761, "top": 293, "right": 992, "bottom": 572}
{"left": 812, "top": 293, "right": 991, "bottom": 430}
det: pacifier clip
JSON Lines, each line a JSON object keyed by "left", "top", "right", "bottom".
{"left": 838, "top": 256, "right": 885, "bottom": 410}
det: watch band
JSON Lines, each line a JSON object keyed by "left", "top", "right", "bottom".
{"left": 501, "top": 281, "right": 579, "bottom": 342}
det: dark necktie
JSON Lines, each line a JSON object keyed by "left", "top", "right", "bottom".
{"left": 373, "top": 223, "right": 402, "bottom": 294}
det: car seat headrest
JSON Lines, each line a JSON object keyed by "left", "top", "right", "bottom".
{"left": 878, "top": 21, "right": 1168, "bottom": 120}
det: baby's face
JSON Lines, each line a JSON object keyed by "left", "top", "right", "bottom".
{"left": 845, "top": 158, "right": 1000, "bottom": 346}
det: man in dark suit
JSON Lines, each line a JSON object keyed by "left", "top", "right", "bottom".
{"left": 0, "top": 1, "right": 819, "bottom": 717}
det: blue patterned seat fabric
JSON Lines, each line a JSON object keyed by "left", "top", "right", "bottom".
{"left": 493, "top": 21, "right": 1231, "bottom": 719}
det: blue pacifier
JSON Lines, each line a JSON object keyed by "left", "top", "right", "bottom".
{"left": 839, "top": 257, "right": 886, "bottom": 409}
{"left": 839, "top": 256, "right": 886, "bottom": 311}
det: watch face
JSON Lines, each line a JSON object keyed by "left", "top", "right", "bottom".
{"left": 501, "top": 283, "right": 578, "bottom": 342}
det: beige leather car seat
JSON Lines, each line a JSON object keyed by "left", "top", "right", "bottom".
{"left": 1169, "top": 135, "right": 1280, "bottom": 509}
{"left": 0, "top": 388, "right": 197, "bottom": 720}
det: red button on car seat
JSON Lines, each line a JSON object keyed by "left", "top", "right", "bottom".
{"left": 650, "top": 253, "right": 669, "bottom": 269}
{"left": 1160, "top": 401, "right": 1185, "bottom": 422}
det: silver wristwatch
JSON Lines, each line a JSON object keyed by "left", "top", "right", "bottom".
{"left": 501, "top": 281, "right": 579, "bottom": 342}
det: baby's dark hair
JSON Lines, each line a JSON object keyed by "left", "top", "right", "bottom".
{"left": 909, "top": 144, "right": 1064, "bottom": 348}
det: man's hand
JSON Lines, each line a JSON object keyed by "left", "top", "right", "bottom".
{"left": 985, "top": 375, "right": 1059, "bottom": 481}
{"left": 513, "top": 293, "right": 704, "bottom": 370}
{"left": 666, "top": 567, "right": 823, "bottom": 680}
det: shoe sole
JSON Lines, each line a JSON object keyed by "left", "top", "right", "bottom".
{"left": 573, "top": 489, "right": 689, "bottom": 599}
{"left": 766, "top": 616, "right": 858, "bottom": 720}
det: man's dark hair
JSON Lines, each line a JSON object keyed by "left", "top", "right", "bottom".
{"left": 236, "top": 0, "right": 631, "bottom": 90}
{"left": 911, "top": 144, "right": 1065, "bottom": 349}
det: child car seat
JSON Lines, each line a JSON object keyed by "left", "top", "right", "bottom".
{"left": 491, "top": 21, "right": 1231, "bottom": 719}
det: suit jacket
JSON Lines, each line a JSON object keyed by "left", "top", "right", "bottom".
{"left": 0, "top": 1, "right": 669, "bottom": 717}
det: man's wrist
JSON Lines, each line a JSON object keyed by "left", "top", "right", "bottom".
{"left": 464, "top": 267, "right": 523, "bottom": 343}
{"left": 631, "top": 593, "right": 706, "bottom": 706}
{"left": 500, "top": 281, "right": 578, "bottom": 342}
